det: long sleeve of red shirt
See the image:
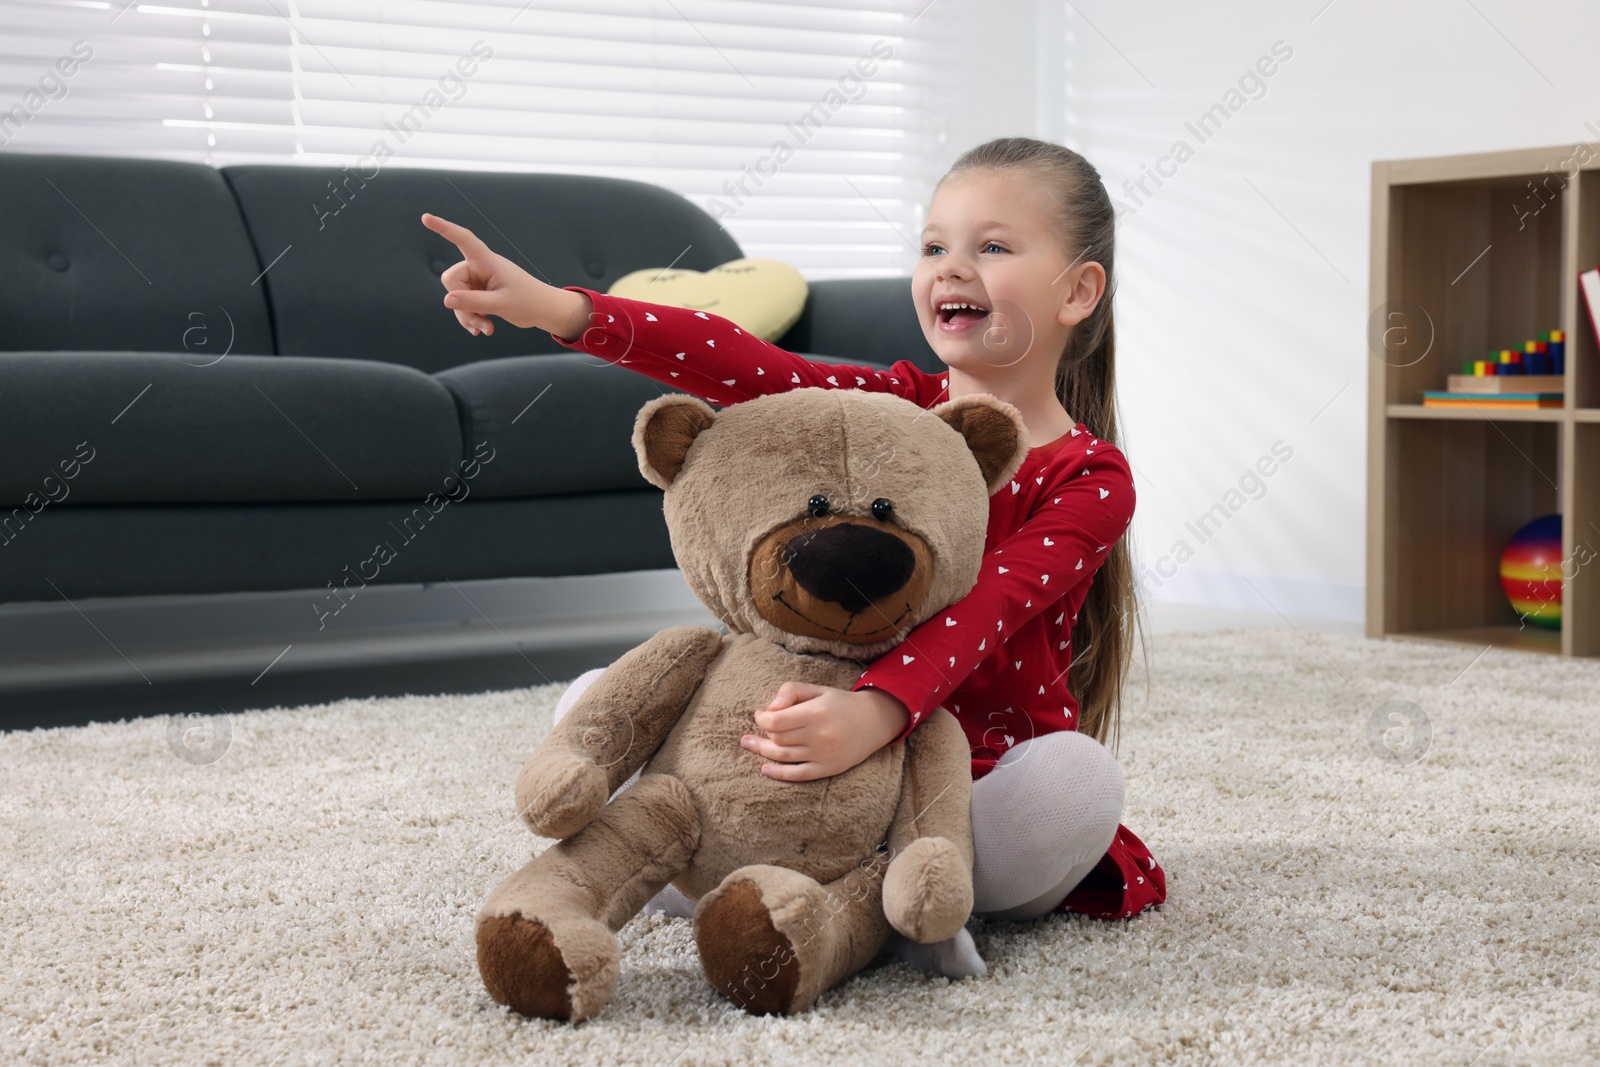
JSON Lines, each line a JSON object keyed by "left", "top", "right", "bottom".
{"left": 547, "top": 284, "right": 1165, "bottom": 922}
{"left": 547, "top": 285, "right": 940, "bottom": 406}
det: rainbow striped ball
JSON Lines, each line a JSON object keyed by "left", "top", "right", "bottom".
{"left": 1500, "top": 513, "right": 1561, "bottom": 630}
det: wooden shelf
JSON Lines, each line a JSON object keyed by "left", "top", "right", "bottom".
{"left": 1367, "top": 143, "right": 1600, "bottom": 659}
{"left": 1391, "top": 625, "right": 1562, "bottom": 656}
{"left": 1386, "top": 403, "right": 1566, "bottom": 422}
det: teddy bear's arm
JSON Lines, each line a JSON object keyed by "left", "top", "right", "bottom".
{"left": 515, "top": 625, "right": 724, "bottom": 839}
{"left": 880, "top": 706, "right": 976, "bottom": 942}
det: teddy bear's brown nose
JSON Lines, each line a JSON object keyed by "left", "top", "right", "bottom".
{"left": 782, "top": 523, "right": 916, "bottom": 614}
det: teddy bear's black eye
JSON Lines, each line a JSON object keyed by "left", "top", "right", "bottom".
{"left": 808, "top": 493, "right": 831, "bottom": 518}
{"left": 872, "top": 498, "right": 894, "bottom": 521}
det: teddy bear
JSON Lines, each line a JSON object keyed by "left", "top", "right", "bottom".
{"left": 474, "top": 384, "right": 1030, "bottom": 1020}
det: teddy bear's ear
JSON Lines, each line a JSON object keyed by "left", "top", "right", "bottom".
{"left": 633, "top": 393, "right": 718, "bottom": 490}
{"left": 932, "top": 393, "right": 1030, "bottom": 494}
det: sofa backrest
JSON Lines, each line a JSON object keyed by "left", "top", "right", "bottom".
{"left": 221, "top": 165, "right": 745, "bottom": 374}
{"left": 0, "top": 153, "right": 277, "bottom": 357}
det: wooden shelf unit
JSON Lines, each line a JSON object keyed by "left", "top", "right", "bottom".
{"left": 1367, "top": 142, "right": 1600, "bottom": 657}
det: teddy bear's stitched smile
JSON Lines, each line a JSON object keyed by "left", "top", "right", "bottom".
{"left": 770, "top": 587, "right": 914, "bottom": 639}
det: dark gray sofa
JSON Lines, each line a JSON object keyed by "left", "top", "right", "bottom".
{"left": 0, "top": 152, "right": 938, "bottom": 609}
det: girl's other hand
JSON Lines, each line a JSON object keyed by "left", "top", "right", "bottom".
{"left": 420, "top": 212, "right": 589, "bottom": 337}
{"left": 742, "top": 682, "right": 911, "bottom": 782}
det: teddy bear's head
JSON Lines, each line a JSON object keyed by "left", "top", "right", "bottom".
{"left": 631, "top": 387, "right": 1029, "bottom": 661}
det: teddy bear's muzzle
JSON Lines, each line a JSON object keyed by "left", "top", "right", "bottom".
{"left": 748, "top": 517, "right": 933, "bottom": 644}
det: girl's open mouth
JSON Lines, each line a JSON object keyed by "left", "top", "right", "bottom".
{"left": 936, "top": 302, "right": 991, "bottom": 333}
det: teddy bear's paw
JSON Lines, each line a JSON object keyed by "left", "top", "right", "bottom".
{"left": 693, "top": 866, "right": 830, "bottom": 1016}
{"left": 476, "top": 912, "right": 619, "bottom": 1021}
{"left": 516, "top": 753, "right": 609, "bottom": 840}
{"left": 883, "top": 836, "right": 973, "bottom": 944}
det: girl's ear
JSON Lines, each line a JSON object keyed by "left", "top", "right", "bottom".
{"left": 1056, "top": 260, "right": 1107, "bottom": 329}
{"left": 933, "top": 393, "right": 1029, "bottom": 494}
{"left": 633, "top": 393, "right": 717, "bottom": 490}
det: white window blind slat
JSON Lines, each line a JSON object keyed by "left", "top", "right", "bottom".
{"left": 0, "top": 0, "right": 940, "bottom": 277}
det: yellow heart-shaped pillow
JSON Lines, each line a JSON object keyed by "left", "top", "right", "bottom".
{"left": 608, "top": 258, "right": 807, "bottom": 342}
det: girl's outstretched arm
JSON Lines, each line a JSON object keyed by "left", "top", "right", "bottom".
{"left": 421, "top": 211, "right": 932, "bottom": 407}
{"left": 545, "top": 284, "right": 926, "bottom": 408}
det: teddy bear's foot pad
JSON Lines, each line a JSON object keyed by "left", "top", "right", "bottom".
{"left": 695, "top": 879, "right": 802, "bottom": 1015}
{"left": 476, "top": 913, "right": 618, "bottom": 1020}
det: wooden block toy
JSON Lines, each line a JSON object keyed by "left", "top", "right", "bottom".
{"left": 1448, "top": 373, "right": 1565, "bottom": 393}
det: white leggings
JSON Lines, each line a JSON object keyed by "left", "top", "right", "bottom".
{"left": 550, "top": 668, "right": 1125, "bottom": 922}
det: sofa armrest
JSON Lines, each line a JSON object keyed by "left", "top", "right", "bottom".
{"left": 773, "top": 277, "right": 941, "bottom": 375}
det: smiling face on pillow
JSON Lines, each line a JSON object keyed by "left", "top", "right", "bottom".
{"left": 607, "top": 258, "right": 808, "bottom": 341}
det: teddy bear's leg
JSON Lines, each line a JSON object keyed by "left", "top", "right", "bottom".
{"left": 693, "top": 858, "right": 891, "bottom": 1016}
{"left": 475, "top": 773, "right": 699, "bottom": 1021}
{"left": 882, "top": 706, "right": 977, "bottom": 945}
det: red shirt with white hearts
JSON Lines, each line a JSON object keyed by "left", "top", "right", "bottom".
{"left": 548, "top": 286, "right": 1166, "bottom": 921}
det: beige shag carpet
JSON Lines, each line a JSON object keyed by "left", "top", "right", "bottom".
{"left": 3, "top": 627, "right": 1597, "bottom": 1066}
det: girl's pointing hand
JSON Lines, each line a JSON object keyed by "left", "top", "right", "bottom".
{"left": 422, "top": 211, "right": 553, "bottom": 335}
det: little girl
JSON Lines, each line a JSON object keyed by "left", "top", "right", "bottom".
{"left": 422, "top": 135, "right": 1166, "bottom": 977}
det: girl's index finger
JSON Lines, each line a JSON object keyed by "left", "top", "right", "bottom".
{"left": 420, "top": 212, "right": 492, "bottom": 259}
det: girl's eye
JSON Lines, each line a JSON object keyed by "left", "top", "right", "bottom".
{"left": 919, "top": 242, "right": 1007, "bottom": 255}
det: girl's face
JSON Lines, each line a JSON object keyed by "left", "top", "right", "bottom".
{"left": 913, "top": 168, "right": 1082, "bottom": 374}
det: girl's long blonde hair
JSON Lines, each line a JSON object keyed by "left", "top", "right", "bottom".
{"left": 938, "top": 136, "right": 1147, "bottom": 754}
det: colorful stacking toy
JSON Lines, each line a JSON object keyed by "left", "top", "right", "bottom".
{"left": 1424, "top": 328, "right": 1565, "bottom": 408}
{"left": 1461, "top": 329, "right": 1566, "bottom": 377}
{"left": 1500, "top": 513, "right": 1562, "bottom": 630}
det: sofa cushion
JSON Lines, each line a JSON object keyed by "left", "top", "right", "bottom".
{"left": 0, "top": 153, "right": 276, "bottom": 357}
{"left": 0, "top": 489, "right": 672, "bottom": 604}
{"left": 435, "top": 351, "right": 896, "bottom": 499}
{"left": 0, "top": 352, "right": 463, "bottom": 506}
{"left": 434, "top": 353, "right": 676, "bottom": 499}
{"left": 220, "top": 165, "right": 745, "bottom": 373}
{"left": 0, "top": 491, "right": 677, "bottom": 605}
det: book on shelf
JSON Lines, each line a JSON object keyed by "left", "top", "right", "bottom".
{"left": 1421, "top": 391, "right": 1563, "bottom": 409}
{"left": 1445, "top": 373, "right": 1564, "bottom": 394}
{"left": 1584, "top": 266, "right": 1600, "bottom": 349}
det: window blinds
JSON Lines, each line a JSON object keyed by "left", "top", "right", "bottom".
{"left": 0, "top": 0, "right": 947, "bottom": 277}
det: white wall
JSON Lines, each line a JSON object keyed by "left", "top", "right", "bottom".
{"left": 937, "top": 0, "right": 1600, "bottom": 623}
